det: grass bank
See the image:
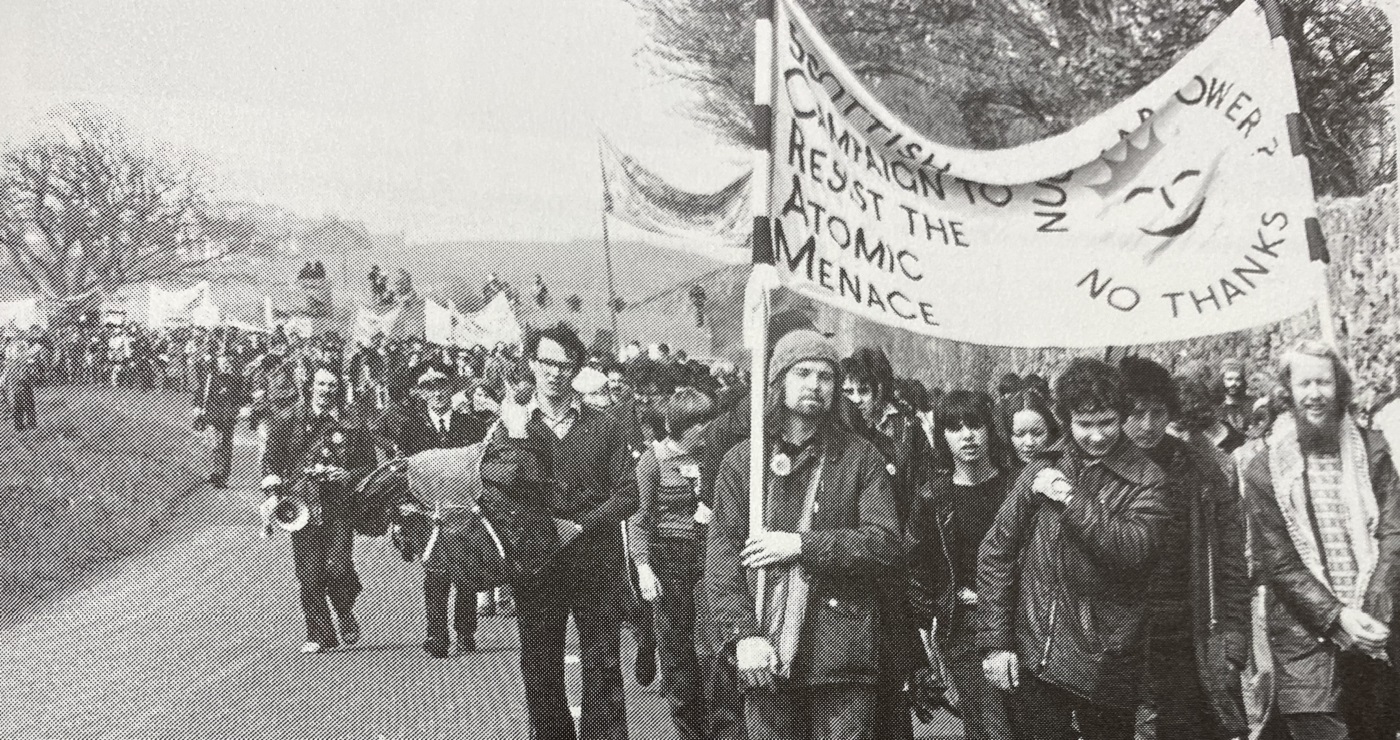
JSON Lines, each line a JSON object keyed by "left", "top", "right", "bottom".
{"left": 0, "top": 385, "right": 205, "bottom": 621}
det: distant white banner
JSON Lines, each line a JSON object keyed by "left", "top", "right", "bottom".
{"left": 0, "top": 298, "right": 42, "bottom": 330}
{"left": 602, "top": 136, "right": 752, "bottom": 263}
{"left": 351, "top": 304, "right": 403, "bottom": 344}
{"left": 149, "top": 282, "right": 215, "bottom": 330}
{"left": 455, "top": 293, "right": 522, "bottom": 349}
{"left": 771, "top": 0, "right": 1320, "bottom": 347}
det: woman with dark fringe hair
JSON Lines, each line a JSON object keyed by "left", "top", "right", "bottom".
{"left": 907, "top": 390, "right": 1015, "bottom": 740}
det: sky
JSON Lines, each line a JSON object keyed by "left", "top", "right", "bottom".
{"left": 0, "top": 0, "right": 749, "bottom": 243}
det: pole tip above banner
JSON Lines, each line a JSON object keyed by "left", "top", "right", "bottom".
{"left": 1259, "top": 0, "right": 1286, "bottom": 38}
{"left": 1306, "top": 218, "right": 1330, "bottom": 264}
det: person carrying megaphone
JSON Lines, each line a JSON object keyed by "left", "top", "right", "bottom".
{"left": 260, "top": 362, "right": 378, "bottom": 655}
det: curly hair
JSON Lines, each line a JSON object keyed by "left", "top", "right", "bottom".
{"left": 840, "top": 347, "right": 896, "bottom": 412}
{"left": 1054, "top": 358, "right": 1130, "bottom": 421}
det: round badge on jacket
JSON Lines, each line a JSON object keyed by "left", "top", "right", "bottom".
{"left": 770, "top": 453, "right": 791, "bottom": 477}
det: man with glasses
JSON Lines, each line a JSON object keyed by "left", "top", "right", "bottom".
{"left": 488, "top": 323, "right": 640, "bottom": 740}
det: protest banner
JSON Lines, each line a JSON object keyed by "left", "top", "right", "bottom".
{"left": 768, "top": 0, "right": 1322, "bottom": 348}
{"left": 148, "top": 282, "right": 216, "bottom": 330}
{"left": 452, "top": 293, "right": 522, "bottom": 348}
{"left": 0, "top": 298, "right": 43, "bottom": 330}
{"left": 351, "top": 304, "right": 404, "bottom": 344}
{"left": 424, "top": 299, "right": 465, "bottom": 346}
{"left": 601, "top": 136, "right": 752, "bottom": 264}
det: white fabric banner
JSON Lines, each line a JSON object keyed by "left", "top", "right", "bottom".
{"left": 351, "top": 304, "right": 403, "bottom": 344}
{"left": 601, "top": 136, "right": 752, "bottom": 262}
{"left": 0, "top": 298, "right": 42, "bottom": 330}
{"left": 772, "top": 0, "right": 1320, "bottom": 348}
{"left": 148, "top": 282, "right": 215, "bottom": 330}
{"left": 454, "top": 293, "right": 522, "bottom": 349}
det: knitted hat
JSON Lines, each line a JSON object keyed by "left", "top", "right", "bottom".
{"left": 1221, "top": 358, "right": 1245, "bottom": 373}
{"left": 768, "top": 329, "right": 840, "bottom": 385}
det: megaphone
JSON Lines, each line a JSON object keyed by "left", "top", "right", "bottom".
{"left": 259, "top": 494, "right": 311, "bottom": 532}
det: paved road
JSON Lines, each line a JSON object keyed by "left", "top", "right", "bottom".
{"left": 0, "top": 431, "right": 965, "bottom": 739}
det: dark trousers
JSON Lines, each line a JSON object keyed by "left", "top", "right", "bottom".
{"left": 423, "top": 572, "right": 478, "bottom": 647}
{"left": 209, "top": 422, "right": 235, "bottom": 484}
{"left": 1281, "top": 652, "right": 1399, "bottom": 740}
{"left": 943, "top": 611, "right": 1014, "bottom": 740}
{"left": 874, "top": 681, "right": 912, "bottom": 740}
{"left": 1012, "top": 675, "right": 1135, "bottom": 740}
{"left": 515, "top": 564, "right": 627, "bottom": 740}
{"left": 744, "top": 683, "right": 878, "bottom": 740}
{"left": 652, "top": 538, "right": 705, "bottom": 740}
{"left": 1139, "top": 639, "right": 1218, "bottom": 740}
{"left": 12, "top": 384, "right": 34, "bottom": 430}
{"left": 701, "top": 644, "right": 748, "bottom": 740}
{"left": 290, "top": 516, "right": 361, "bottom": 645}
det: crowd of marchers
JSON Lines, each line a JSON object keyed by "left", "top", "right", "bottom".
{"left": 3, "top": 310, "right": 1397, "bottom": 740}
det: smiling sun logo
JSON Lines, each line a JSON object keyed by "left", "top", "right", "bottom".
{"left": 1080, "top": 111, "right": 1223, "bottom": 266}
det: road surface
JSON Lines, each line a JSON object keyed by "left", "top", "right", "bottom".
{"left": 0, "top": 429, "right": 965, "bottom": 739}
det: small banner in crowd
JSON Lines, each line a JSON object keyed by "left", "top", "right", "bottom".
{"left": 424, "top": 299, "right": 463, "bottom": 347}
{"left": 456, "top": 293, "right": 522, "bottom": 348}
{"left": 149, "top": 282, "right": 216, "bottom": 330}
{"left": 601, "top": 136, "right": 752, "bottom": 263}
{"left": 0, "top": 298, "right": 43, "bottom": 330}
{"left": 351, "top": 303, "right": 404, "bottom": 344}
{"left": 770, "top": 0, "right": 1320, "bottom": 347}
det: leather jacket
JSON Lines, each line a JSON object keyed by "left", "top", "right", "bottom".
{"left": 976, "top": 438, "right": 1170, "bottom": 708}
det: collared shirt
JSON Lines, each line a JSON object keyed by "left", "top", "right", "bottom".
{"left": 428, "top": 407, "right": 451, "bottom": 436}
{"left": 527, "top": 393, "right": 583, "bottom": 440}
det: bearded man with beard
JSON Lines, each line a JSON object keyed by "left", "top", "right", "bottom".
{"left": 1243, "top": 340, "right": 1400, "bottom": 740}
{"left": 705, "top": 330, "right": 902, "bottom": 740}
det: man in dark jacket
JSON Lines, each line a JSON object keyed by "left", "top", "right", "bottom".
{"left": 1243, "top": 340, "right": 1400, "bottom": 740}
{"left": 695, "top": 309, "right": 822, "bottom": 740}
{"left": 976, "top": 358, "right": 1171, "bottom": 740}
{"left": 484, "top": 323, "right": 638, "bottom": 740}
{"left": 196, "top": 349, "right": 249, "bottom": 488}
{"left": 383, "top": 366, "right": 492, "bottom": 657}
{"left": 705, "top": 329, "right": 902, "bottom": 740}
{"left": 378, "top": 365, "right": 490, "bottom": 458}
{"left": 1119, "top": 358, "right": 1249, "bottom": 739}
{"left": 261, "top": 364, "right": 378, "bottom": 654}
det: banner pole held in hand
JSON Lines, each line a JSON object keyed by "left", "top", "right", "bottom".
{"left": 749, "top": 0, "right": 778, "bottom": 627}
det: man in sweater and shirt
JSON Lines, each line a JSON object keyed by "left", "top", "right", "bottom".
{"left": 486, "top": 323, "right": 638, "bottom": 740}
{"left": 705, "top": 330, "right": 902, "bottom": 740}
{"left": 976, "top": 358, "right": 1171, "bottom": 740}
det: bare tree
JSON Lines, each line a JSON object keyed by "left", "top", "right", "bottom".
{"left": 0, "top": 104, "right": 231, "bottom": 321}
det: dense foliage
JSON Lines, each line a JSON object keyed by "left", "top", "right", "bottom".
{"left": 629, "top": 0, "right": 1393, "bottom": 196}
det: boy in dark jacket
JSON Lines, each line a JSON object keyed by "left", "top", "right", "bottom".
{"left": 976, "top": 358, "right": 1171, "bottom": 740}
{"left": 1119, "top": 358, "right": 1250, "bottom": 739}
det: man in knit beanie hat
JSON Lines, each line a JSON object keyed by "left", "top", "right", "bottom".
{"left": 704, "top": 327, "right": 902, "bottom": 740}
